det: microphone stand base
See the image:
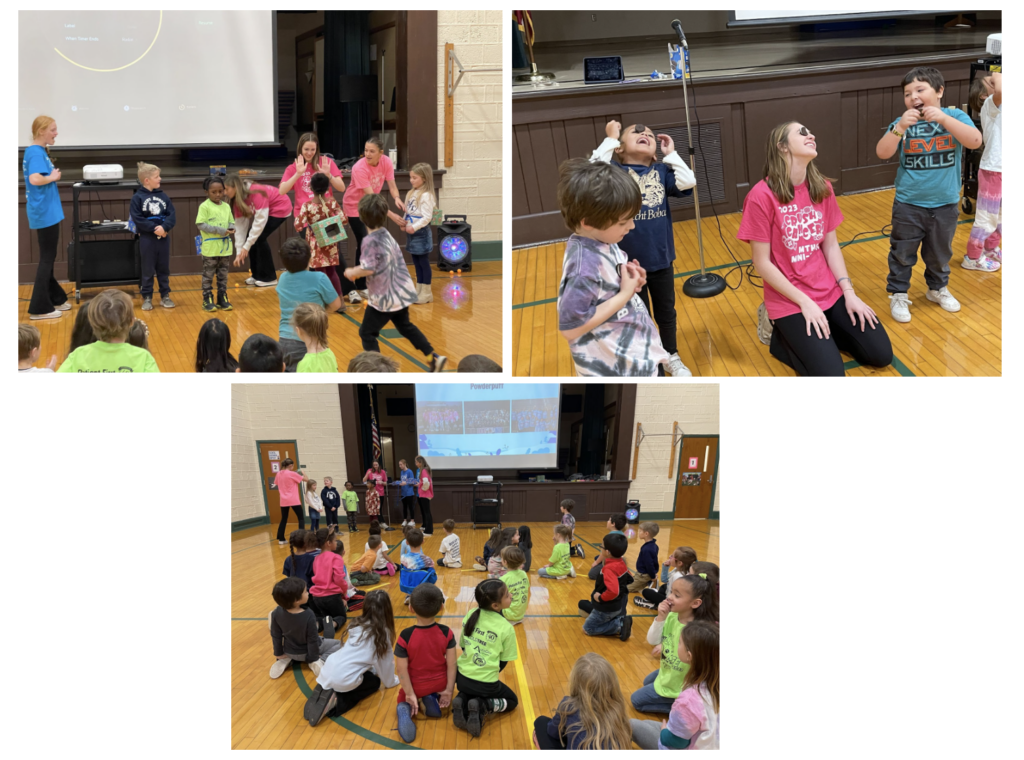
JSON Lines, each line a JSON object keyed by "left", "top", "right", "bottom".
{"left": 683, "top": 272, "right": 727, "bottom": 299}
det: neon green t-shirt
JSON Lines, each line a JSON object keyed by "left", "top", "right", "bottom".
{"left": 548, "top": 542, "right": 572, "bottom": 576}
{"left": 196, "top": 198, "right": 234, "bottom": 257}
{"left": 342, "top": 490, "right": 358, "bottom": 512}
{"left": 58, "top": 342, "right": 159, "bottom": 373}
{"left": 501, "top": 569, "right": 530, "bottom": 622}
{"left": 653, "top": 614, "right": 691, "bottom": 698}
{"left": 297, "top": 348, "right": 339, "bottom": 373}
{"left": 457, "top": 608, "right": 518, "bottom": 683}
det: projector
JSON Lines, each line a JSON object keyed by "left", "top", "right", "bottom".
{"left": 83, "top": 164, "right": 124, "bottom": 182}
{"left": 987, "top": 33, "right": 1001, "bottom": 56}
{"left": 477, "top": 475, "right": 493, "bottom": 483}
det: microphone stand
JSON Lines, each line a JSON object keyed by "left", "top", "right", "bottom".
{"left": 675, "top": 30, "right": 726, "bottom": 299}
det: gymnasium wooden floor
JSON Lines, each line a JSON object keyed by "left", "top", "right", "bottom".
{"left": 18, "top": 261, "right": 501, "bottom": 372}
{"left": 231, "top": 519, "right": 719, "bottom": 750}
{"left": 513, "top": 188, "right": 1001, "bottom": 376}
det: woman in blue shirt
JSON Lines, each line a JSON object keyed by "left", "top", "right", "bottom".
{"left": 22, "top": 116, "right": 69, "bottom": 320}
{"left": 397, "top": 459, "right": 419, "bottom": 528}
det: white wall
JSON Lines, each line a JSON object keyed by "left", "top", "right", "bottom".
{"left": 437, "top": 10, "right": 503, "bottom": 241}
{"left": 231, "top": 384, "right": 348, "bottom": 524}
{"left": 627, "top": 384, "right": 720, "bottom": 517}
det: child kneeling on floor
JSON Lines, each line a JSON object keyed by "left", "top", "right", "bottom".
{"left": 533, "top": 653, "right": 633, "bottom": 749}
{"left": 452, "top": 579, "right": 519, "bottom": 737}
{"left": 500, "top": 546, "right": 530, "bottom": 626}
{"left": 305, "top": 589, "right": 400, "bottom": 726}
{"left": 578, "top": 532, "right": 633, "bottom": 641}
{"left": 269, "top": 576, "right": 342, "bottom": 680}
{"left": 394, "top": 584, "right": 457, "bottom": 743}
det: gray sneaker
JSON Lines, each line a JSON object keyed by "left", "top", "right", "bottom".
{"left": 757, "top": 302, "right": 773, "bottom": 345}
{"left": 142, "top": 297, "right": 153, "bottom": 311}
{"left": 888, "top": 293, "right": 911, "bottom": 323}
{"left": 161, "top": 296, "right": 176, "bottom": 308}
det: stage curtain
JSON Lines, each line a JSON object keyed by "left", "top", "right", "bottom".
{"left": 580, "top": 385, "right": 605, "bottom": 477}
{"left": 324, "top": 10, "right": 371, "bottom": 161}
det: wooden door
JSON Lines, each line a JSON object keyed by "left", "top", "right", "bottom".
{"left": 258, "top": 441, "right": 300, "bottom": 520}
{"left": 673, "top": 437, "right": 719, "bottom": 519}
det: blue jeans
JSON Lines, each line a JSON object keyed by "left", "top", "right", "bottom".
{"left": 630, "top": 670, "right": 675, "bottom": 714}
{"left": 310, "top": 514, "right": 320, "bottom": 532}
{"left": 582, "top": 606, "right": 622, "bottom": 637}
{"left": 537, "top": 567, "right": 565, "bottom": 579}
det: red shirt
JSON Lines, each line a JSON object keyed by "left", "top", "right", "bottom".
{"left": 395, "top": 623, "right": 454, "bottom": 697}
{"left": 275, "top": 469, "right": 304, "bottom": 507}
{"left": 736, "top": 179, "right": 844, "bottom": 320}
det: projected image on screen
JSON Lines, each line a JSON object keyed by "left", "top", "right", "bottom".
{"left": 415, "top": 384, "right": 561, "bottom": 469}
{"left": 419, "top": 403, "right": 463, "bottom": 435}
{"left": 19, "top": 11, "right": 276, "bottom": 147}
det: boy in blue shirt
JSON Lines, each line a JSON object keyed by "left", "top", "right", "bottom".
{"left": 321, "top": 477, "right": 341, "bottom": 531}
{"left": 629, "top": 521, "right": 660, "bottom": 592}
{"left": 130, "top": 162, "right": 177, "bottom": 311}
{"left": 875, "top": 66, "right": 982, "bottom": 324}
{"left": 275, "top": 237, "right": 343, "bottom": 371}
{"left": 591, "top": 121, "right": 696, "bottom": 376}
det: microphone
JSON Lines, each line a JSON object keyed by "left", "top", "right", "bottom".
{"left": 671, "top": 19, "right": 687, "bottom": 48}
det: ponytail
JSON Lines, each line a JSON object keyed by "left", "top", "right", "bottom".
{"left": 682, "top": 574, "right": 719, "bottom": 624}
{"left": 463, "top": 579, "right": 506, "bottom": 642}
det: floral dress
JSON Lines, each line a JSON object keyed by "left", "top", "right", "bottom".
{"left": 364, "top": 468, "right": 387, "bottom": 517}
{"left": 295, "top": 195, "right": 343, "bottom": 269}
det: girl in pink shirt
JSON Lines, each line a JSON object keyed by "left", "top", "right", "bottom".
{"left": 737, "top": 122, "right": 892, "bottom": 376}
{"left": 341, "top": 137, "right": 404, "bottom": 298}
{"left": 310, "top": 529, "right": 351, "bottom": 633}
{"left": 223, "top": 175, "right": 292, "bottom": 287}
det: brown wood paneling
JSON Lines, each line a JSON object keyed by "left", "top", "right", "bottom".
{"left": 511, "top": 129, "right": 531, "bottom": 218}
{"left": 526, "top": 122, "right": 561, "bottom": 212}
{"left": 396, "top": 10, "right": 437, "bottom": 170}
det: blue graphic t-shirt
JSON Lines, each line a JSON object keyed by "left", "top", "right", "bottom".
{"left": 613, "top": 160, "right": 693, "bottom": 272}
{"left": 557, "top": 234, "right": 668, "bottom": 377}
{"left": 887, "top": 107, "right": 975, "bottom": 208}
{"left": 22, "top": 145, "right": 64, "bottom": 230}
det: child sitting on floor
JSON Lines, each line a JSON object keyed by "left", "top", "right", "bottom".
{"left": 394, "top": 584, "right": 457, "bottom": 743}
{"left": 282, "top": 529, "right": 319, "bottom": 595}
{"left": 366, "top": 521, "right": 395, "bottom": 576}
{"left": 636, "top": 546, "right": 695, "bottom": 610}
{"left": 308, "top": 528, "right": 350, "bottom": 638}
{"left": 473, "top": 527, "right": 501, "bottom": 572}
{"left": 400, "top": 527, "right": 438, "bottom": 603}
{"left": 533, "top": 653, "right": 633, "bottom": 749}
{"left": 538, "top": 525, "right": 574, "bottom": 579}
{"left": 18, "top": 324, "right": 56, "bottom": 372}
{"left": 58, "top": 289, "right": 159, "bottom": 373}
{"left": 578, "top": 532, "right": 633, "bottom": 641}
{"left": 269, "top": 576, "right": 341, "bottom": 679}
{"left": 500, "top": 546, "right": 530, "bottom": 626}
{"left": 237, "top": 333, "right": 285, "bottom": 373}
{"left": 628, "top": 521, "right": 660, "bottom": 592}
{"left": 588, "top": 513, "right": 629, "bottom": 580}
{"left": 293, "top": 302, "right": 339, "bottom": 373}
{"left": 517, "top": 526, "right": 533, "bottom": 572}
{"left": 487, "top": 527, "right": 521, "bottom": 579}
{"left": 350, "top": 534, "right": 383, "bottom": 586}
{"left": 438, "top": 519, "right": 462, "bottom": 568}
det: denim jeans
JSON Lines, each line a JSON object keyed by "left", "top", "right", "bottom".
{"left": 581, "top": 606, "right": 623, "bottom": 637}
{"left": 629, "top": 670, "right": 675, "bottom": 713}
{"left": 537, "top": 567, "right": 565, "bottom": 579}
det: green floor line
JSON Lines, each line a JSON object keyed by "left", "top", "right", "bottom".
{"left": 890, "top": 355, "right": 916, "bottom": 377}
{"left": 232, "top": 539, "right": 275, "bottom": 555}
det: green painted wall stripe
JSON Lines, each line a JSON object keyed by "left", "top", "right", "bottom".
{"left": 232, "top": 516, "right": 271, "bottom": 532}
{"left": 472, "top": 240, "right": 503, "bottom": 261}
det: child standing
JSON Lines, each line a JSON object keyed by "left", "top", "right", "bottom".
{"left": 275, "top": 238, "right": 344, "bottom": 371}
{"left": 964, "top": 71, "right": 1002, "bottom": 272}
{"left": 628, "top": 521, "right": 660, "bottom": 592}
{"left": 630, "top": 620, "right": 720, "bottom": 750}
{"left": 350, "top": 535, "right": 383, "bottom": 586}
{"left": 130, "top": 161, "right": 176, "bottom": 311}
{"left": 452, "top": 579, "right": 520, "bottom": 737}
{"left": 58, "top": 289, "right": 159, "bottom": 373}
{"left": 578, "top": 533, "right": 633, "bottom": 641}
{"left": 308, "top": 529, "right": 350, "bottom": 636}
{"left": 399, "top": 163, "right": 437, "bottom": 304}
{"left": 342, "top": 480, "right": 360, "bottom": 532}
{"left": 629, "top": 574, "right": 718, "bottom": 714}
{"left": 636, "top": 546, "right": 695, "bottom": 610}
{"left": 306, "top": 590, "right": 400, "bottom": 726}
{"left": 500, "top": 546, "right": 530, "bottom": 626}
{"left": 414, "top": 456, "right": 435, "bottom": 536}
{"left": 293, "top": 303, "right": 339, "bottom": 373}
{"left": 269, "top": 577, "right": 341, "bottom": 679}
{"left": 394, "top": 584, "right": 457, "bottom": 743}
{"left": 343, "top": 194, "right": 447, "bottom": 372}
{"left": 321, "top": 477, "right": 341, "bottom": 531}
{"left": 876, "top": 66, "right": 983, "bottom": 322}
{"left": 591, "top": 121, "right": 696, "bottom": 376}
{"left": 400, "top": 528, "right": 439, "bottom": 601}
{"left": 195, "top": 175, "right": 235, "bottom": 312}
{"left": 560, "top": 499, "right": 585, "bottom": 560}
{"left": 487, "top": 527, "right": 521, "bottom": 579}
{"left": 538, "top": 525, "right": 574, "bottom": 579}
{"left": 517, "top": 526, "right": 533, "bottom": 572}
{"left": 533, "top": 653, "right": 633, "bottom": 750}
{"left": 438, "top": 519, "right": 462, "bottom": 568}
{"left": 305, "top": 480, "right": 323, "bottom": 532}
{"left": 295, "top": 172, "right": 347, "bottom": 300}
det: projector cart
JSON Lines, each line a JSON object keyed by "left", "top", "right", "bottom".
{"left": 471, "top": 481, "right": 502, "bottom": 530}
{"left": 68, "top": 181, "right": 142, "bottom": 302}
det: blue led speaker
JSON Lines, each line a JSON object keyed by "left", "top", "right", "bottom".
{"left": 626, "top": 501, "right": 641, "bottom": 524}
{"left": 437, "top": 215, "right": 472, "bottom": 271}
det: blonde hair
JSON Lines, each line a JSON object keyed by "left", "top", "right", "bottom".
{"left": 31, "top": 115, "right": 55, "bottom": 141}
{"left": 407, "top": 163, "right": 436, "bottom": 207}
{"left": 223, "top": 174, "right": 267, "bottom": 218}
{"left": 137, "top": 162, "right": 160, "bottom": 182}
{"left": 292, "top": 302, "right": 329, "bottom": 349}
{"left": 88, "top": 289, "right": 135, "bottom": 341}
{"left": 555, "top": 654, "right": 633, "bottom": 750}
{"left": 763, "top": 122, "right": 834, "bottom": 205}
{"left": 348, "top": 351, "right": 399, "bottom": 372}
{"left": 19, "top": 324, "right": 41, "bottom": 361}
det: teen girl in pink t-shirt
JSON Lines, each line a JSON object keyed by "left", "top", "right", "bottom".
{"left": 223, "top": 175, "right": 292, "bottom": 287}
{"left": 737, "top": 122, "right": 892, "bottom": 376}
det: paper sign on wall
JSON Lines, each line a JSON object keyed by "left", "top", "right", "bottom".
{"left": 688, "top": 456, "right": 699, "bottom": 470}
{"left": 268, "top": 451, "right": 280, "bottom": 461}
{"left": 271, "top": 463, "right": 280, "bottom": 473}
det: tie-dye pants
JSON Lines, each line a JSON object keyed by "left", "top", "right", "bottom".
{"left": 966, "top": 168, "right": 1002, "bottom": 260}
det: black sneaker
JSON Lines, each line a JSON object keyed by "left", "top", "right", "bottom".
{"left": 619, "top": 615, "right": 633, "bottom": 642}
{"left": 323, "top": 616, "right": 336, "bottom": 639}
{"left": 202, "top": 293, "right": 216, "bottom": 312}
{"left": 304, "top": 684, "right": 337, "bottom": 727}
{"left": 451, "top": 695, "right": 467, "bottom": 731}
{"left": 429, "top": 354, "right": 448, "bottom": 373}
{"left": 217, "top": 292, "right": 233, "bottom": 311}
{"left": 142, "top": 296, "right": 153, "bottom": 311}
{"left": 466, "top": 697, "right": 484, "bottom": 737}
{"left": 633, "top": 595, "right": 656, "bottom": 610}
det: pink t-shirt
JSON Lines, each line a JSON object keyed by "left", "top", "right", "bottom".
{"left": 275, "top": 469, "right": 304, "bottom": 507}
{"left": 736, "top": 179, "right": 844, "bottom": 320}
{"left": 364, "top": 468, "right": 387, "bottom": 496}
{"left": 342, "top": 155, "right": 395, "bottom": 218}
{"left": 235, "top": 183, "right": 292, "bottom": 220}
{"left": 417, "top": 469, "right": 434, "bottom": 499}
{"left": 282, "top": 158, "right": 344, "bottom": 217}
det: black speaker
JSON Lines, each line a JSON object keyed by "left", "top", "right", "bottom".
{"left": 437, "top": 215, "right": 472, "bottom": 271}
{"left": 75, "top": 239, "right": 140, "bottom": 285}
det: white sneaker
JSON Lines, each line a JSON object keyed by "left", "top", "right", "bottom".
{"left": 962, "top": 255, "right": 1000, "bottom": 272}
{"left": 926, "top": 286, "right": 960, "bottom": 313}
{"left": 309, "top": 659, "right": 324, "bottom": 677}
{"left": 757, "top": 302, "right": 772, "bottom": 345}
{"left": 255, "top": 279, "right": 278, "bottom": 288}
{"left": 568, "top": 564, "right": 576, "bottom": 578}
{"left": 56, "top": 302, "right": 72, "bottom": 311}
{"left": 889, "top": 293, "right": 912, "bottom": 323}
{"left": 29, "top": 310, "right": 62, "bottom": 320}
{"left": 348, "top": 291, "right": 363, "bottom": 303}
{"left": 270, "top": 658, "right": 291, "bottom": 679}
{"left": 245, "top": 277, "right": 255, "bottom": 286}
{"left": 664, "top": 353, "right": 692, "bottom": 377}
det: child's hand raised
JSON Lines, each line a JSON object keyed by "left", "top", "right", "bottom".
{"left": 898, "top": 108, "right": 921, "bottom": 132}
{"left": 657, "top": 133, "right": 675, "bottom": 155}
{"left": 920, "top": 105, "right": 947, "bottom": 126}
{"left": 656, "top": 599, "right": 671, "bottom": 620}
{"left": 606, "top": 120, "right": 622, "bottom": 140}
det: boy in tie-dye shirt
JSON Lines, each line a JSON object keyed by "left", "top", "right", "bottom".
{"left": 344, "top": 194, "right": 447, "bottom": 372}
{"left": 556, "top": 159, "right": 668, "bottom": 377}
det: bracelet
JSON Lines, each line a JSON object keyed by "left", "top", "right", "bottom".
{"left": 837, "top": 277, "right": 851, "bottom": 285}
{"left": 890, "top": 126, "right": 904, "bottom": 139}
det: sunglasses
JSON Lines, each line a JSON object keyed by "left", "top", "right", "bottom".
{"left": 795, "top": 126, "right": 812, "bottom": 136}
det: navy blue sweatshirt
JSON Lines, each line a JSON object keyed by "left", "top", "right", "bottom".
{"left": 283, "top": 549, "right": 320, "bottom": 590}
{"left": 613, "top": 160, "right": 692, "bottom": 272}
{"left": 636, "top": 539, "right": 659, "bottom": 578}
{"left": 321, "top": 486, "right": 341, "bottom": 512}
{"left": 130, "top": 186, "right": 177, "bottom": 236}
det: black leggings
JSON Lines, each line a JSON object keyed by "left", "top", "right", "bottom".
{"left": 308, "top": 592, "right": 348, "bottom": 629}
{"left": 642, "top": 584, "right": 668, "bottom": 606}
{"left": 418, "top": 497, "right": 433, "bottom": 534}
{"left": 533, "top": 716, "right": 566, "bottom": 749}
{"left": 277, "top": 504, "right": 305, "bottom": 541}
{"left": 341, "top": 216, "right": 368, "bottom": 292}
{"left": 401, "top": 495, "right": 417, "bottom": 521}
{"left": 770, "top": 295, "right": 893, "bottom": 377}
{"left": 455, "top": 672, "right": 519, "bottom": 715}
{"left": 29, "top": 223, "right": 68, "bottom": 315}
{"left": 328, "top": 670, "right": 381, "bottom": 716}
{"left": 249, "top": 215, "right": 287, "bottom": 283}
{"left": 637, "top": 265, "right": 678, "bottom": 355}
{"left": 413, "top": 255, "right": 432, "bottom": 284}
{"left": 360, "top": 306, "right": 434, "bottom": 355}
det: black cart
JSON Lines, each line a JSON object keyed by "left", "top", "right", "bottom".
{"left": 471, "top": 481, "right": 502, "bottom": 529}
{"left": 68, "top": 181, "right": 141, "bottom": 302}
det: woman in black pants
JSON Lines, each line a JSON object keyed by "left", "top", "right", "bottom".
{"left": 414, "top": 455, "right": 434, "bottom": 536}
{"left": 738, "top": 121, "right": 893, "bottom": 376}
{"left": 23, "top": 116, "right": 70, "bottom": 320}
{"left": 274, "top": 458, "right": 307, "bottom": 544}
{"left": 224, "top": 174, "right": 292, "bottom": 286}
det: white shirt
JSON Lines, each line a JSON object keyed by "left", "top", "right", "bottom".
{"left": 316, "top": 625, "right": 399, "bottom": 693}
{"left": 440, "top": 534, "right": 462, "bottom": 566}
{"left": 980, "top": 95, "right": 1001, "bottom": 173}
{"left": 305, "top": 490, "right": 323, "bottom": 515}
{"left": 366, "top": 540, "right": 390, "bottom": 570}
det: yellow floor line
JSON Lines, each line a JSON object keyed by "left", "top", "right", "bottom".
{"left": 513, "top": 633, "right": 537, "bottom": 750}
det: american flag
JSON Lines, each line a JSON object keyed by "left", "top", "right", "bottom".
{"left": 514, "top": 11, "right": 535, "bottom": 48}
{"left": 369, "top": 386, "right": 382, "bottom": 462}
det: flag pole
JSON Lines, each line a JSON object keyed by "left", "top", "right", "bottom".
{"left": 513, "top": 11, "right": 554, "bottom": 83}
